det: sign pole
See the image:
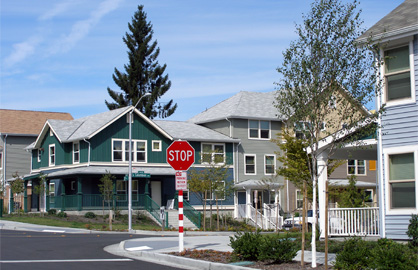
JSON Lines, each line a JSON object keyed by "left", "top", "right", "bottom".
{"left": 178, "top": 189, "right": 184, "bottom": 252}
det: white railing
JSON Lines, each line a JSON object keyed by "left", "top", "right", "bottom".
{"left": 264, "top": 203, "right": 283, "bottom": 230}
{"left": 237, "top": 204, "right": 283, "bottom": 230}
{"left": 328, "top": 207, "right": 380, "bottom": 236}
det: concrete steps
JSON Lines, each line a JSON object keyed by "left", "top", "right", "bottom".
{"left": 166, "top": 209, "right": 198, "bottom": 230}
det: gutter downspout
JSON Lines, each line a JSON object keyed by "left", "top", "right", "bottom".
{"left": 83, "top": 139, "right": 91, "bottom": 166}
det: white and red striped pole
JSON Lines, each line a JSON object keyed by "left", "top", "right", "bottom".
{"left": 178, "top": 189, "right": 184, "bottom": 252}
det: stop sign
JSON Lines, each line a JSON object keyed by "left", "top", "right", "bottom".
{"left": 166, "top": 140, "right": 195, "bottom": 171}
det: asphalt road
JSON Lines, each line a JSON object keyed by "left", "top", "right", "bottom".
{"left": 0, "top": 230, "right": 187, "bottom": 270}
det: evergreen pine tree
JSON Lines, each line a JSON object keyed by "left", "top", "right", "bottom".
{"left": 106, "top": 5, "right": 177, "bottom": 119}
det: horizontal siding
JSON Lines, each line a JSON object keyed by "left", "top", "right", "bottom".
{"left": 385, "top": 215, "right": 412, "bottom": 240}
{"left": 5, "top": 136, "right": 35, "bottom": 179}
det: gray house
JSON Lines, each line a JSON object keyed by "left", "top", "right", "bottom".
{"left": 357, "top": 0, "right": 418, "bottom": 240}
{"left": 189, "top": 91, "right": 285, "bottom": 228}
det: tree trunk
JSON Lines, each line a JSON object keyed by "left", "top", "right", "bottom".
{"left": 301, "top": 181, "right": 306, "bottom": 267}
{"left": 203, "top": 191, "right": 207, "bottom": 231}
{"left": 216, "top": 194, "right": 219, "bottom": 231}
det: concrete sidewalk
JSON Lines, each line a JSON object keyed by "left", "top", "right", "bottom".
{"left": 1, "top": 220, "right": 336, "bottom": 270}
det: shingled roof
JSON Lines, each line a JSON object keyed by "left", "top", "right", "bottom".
{"left": 0, "top": 109, "right": 73, "bottom": 136}
{"left": 357, "top": 0, "right": 418, "bottom": 42}
{"left": 188, "top": 91, "right": 283, "bottom": 124}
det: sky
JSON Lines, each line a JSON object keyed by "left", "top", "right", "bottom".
{"left": 1, "top": 0, "right": 404, "bottom": 121}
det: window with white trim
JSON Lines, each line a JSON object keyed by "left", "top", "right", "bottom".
{"left": 249, "top": 120, "right": 270, "bottom": 139}
{"left": 388, "top": 152, "right": 415, "bottom": 209}
{"left": 73, "top": 142, "right": 80, "bottom": 164}
{"left": 201, "top": 143, "right": 225, "bottom": 164}
{"left": 49, "top": 144, "right": 55, "bottom": 166}
{"left": 245, "top": 155, "right": 256, "bottom": 175}
{"left": 384, "top": 45, "right": 413, "bottom": 104}
{"left": 347, "top": 160, "right": 366, "bottom": 175}
{"left": 204, "top": 181, "right": 226, "bottom": 200}
{"left": 296, "top": 190, "right": 303, "bottom": 209}
{"left": 71, "top": 181, "right": 76, "bottom": 191}
{"left": 116, "top": 180, "right": 127, "bottom": 200}
{"left": 112, "top": 139, "right": 147, "bottom": 163}
{"left": 265, "top": 155, "right": 275, "bottom": 175}
{"left": 152, "top": 140, "right": 162, "bottom": 152}
{"left": 49, "top": 182, "right": 55, "bottom": 196}
{"left": 37, "top": 149, "right": 41, "bottom": 162}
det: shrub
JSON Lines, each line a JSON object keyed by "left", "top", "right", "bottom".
{"left": 48, "top": 209, "right": 57, "bottom": 215}
{"left": 57, "top": 211, "right": 67, "bottom": 218}
{"left": 257, "top": 234, "right": 298, "bottom": 263}
{"left": 229, "top": 230, "right": 263, "bottom": 261}
{"left": 334, "top": 237, "right": 373, "bottom": 270}
{"left": 407, "top": 214, "right": 418, "bottom": 247}
{"left": 371, "top": 238, "right": 418, "bottom": 270}
{"left": 84, "top": 212, "right": 96, "bottom": 219}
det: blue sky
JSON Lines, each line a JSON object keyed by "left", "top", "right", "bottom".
{"left": 1, "top": 0, "right": 403, "bottom": 121}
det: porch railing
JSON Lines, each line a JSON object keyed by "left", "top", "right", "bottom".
{"left": 174, "top": 196, "right": 201, "bottom": 229}
{"left": 49, "top": 194, "right": 165, "bottom": 225}
{"left": 328, "top": 207, "right": 380, "bottom": 236}
{"left": 238, "top": 204, "right": 282, "bottom": 230}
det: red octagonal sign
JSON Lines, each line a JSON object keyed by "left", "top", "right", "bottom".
{"left": 166, "top": 140, "right": 195, "bottom": 171}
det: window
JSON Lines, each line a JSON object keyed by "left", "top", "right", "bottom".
{"left": 329, "top": 95, "right": 337, "bottom": 109}
{"left": 204, "top": 181, "right": 226, "bottom": 200}
{"left": 384, "top": 45, "right": 411, "bottom": 102}
{"left": 388, "top": 152, "right": 415, "bottom": 209}
{"left": 347, "top": 160, "right": 366, "bottom": 175}
{"left": 245, "top": 155, "right": 256, "bottom": 175}
{"left": 295, "top": 121, "right": 311, "bottom": 139}
{"left": 112, "top": 139, "right": 147, "bottom": 163}
{"left": 49, "top": 182, "right": 55, "bottom": 196}
{"left": 296, "top": 190, "right": 303, "bottom": 209}
{"left": 73, "top": 142, "right": 80, "bottom": 164}
{"left": 201, "top": 143, "right": 225, "bottom": 164}
{"left": 37, "top": 149, "right": 41, "bottom": 162}
{"left": 0, "top": 152, "right": 3, "bottom": 169}
{"left": 49, "top": 144, "right": 55, "bottom": 166}
{"left": 249, "top": 120, "right": 270, "bottom": 139}
{"left": 71, "top": 181, "right": 76, "bottom": 191}
{"left": 364, "top": 189, "right": 373, "bottom": 203}
{"left": 116, "top": 180, "right": 127, "bottom": 200}
{"left": 265, "top": 155, "right": 275, "bottom": 175}
{"left": 152, "top": 140, "right": 162, "bottom": 152}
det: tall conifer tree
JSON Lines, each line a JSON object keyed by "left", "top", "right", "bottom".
{"left": 106, "top": 5, "right": 177, "bottom": 119}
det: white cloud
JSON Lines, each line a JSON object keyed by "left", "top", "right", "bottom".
{"left": 49, "top": 0, "right": 123, "bottom": 54}
{"left": 3, "top": 36, "right": 42, "bottom": 68}
{"left": 38, "top": 1, "right": 76, "bottom": 21}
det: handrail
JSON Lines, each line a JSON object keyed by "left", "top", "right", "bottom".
{"left": 174, "top": 195, "right": 201, "bottom": 229}
{"left": 328, "top": 207, "right": 379, "bottom": 236}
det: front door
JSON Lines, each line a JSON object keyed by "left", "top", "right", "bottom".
{"left": 151, "top": 181, "right": 161, "bottom": 206}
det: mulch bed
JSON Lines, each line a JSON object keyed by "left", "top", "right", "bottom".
{"left": 169, "top": 249, "right": 330, "bottom": 269}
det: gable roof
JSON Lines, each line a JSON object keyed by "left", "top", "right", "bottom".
{"left": 154, "top": 120, "right": 240, "bottom": 143}
{"left": 0, "top": 109, "right": 73, "bottom": 136}
{"left": 357, "top": 0, "right": 418, "bottom": 42}
{"left": 188, "top": 91, "right": 283, "bottom": 124}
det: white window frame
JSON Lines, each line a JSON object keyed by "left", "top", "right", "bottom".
{"left": 382, "top": 41, "right": 416, "bottom": 107}
{"left": 49, "top": 144, "right": 55, "bottom": 167}
{"left": 112, "top": 139, "right": 147, "bottom": 163}
{"left": 152, "top": 140, "right": 162, "bottom": 152}
{"left": 37, "top": 149, "right": 41, "bottom": 162}
{"left": 347, "top": 160, "right": 366, "bottom": 176}
{"left": 248, "top": 120, "right": 271, "bottom": 140}
{"left": 296, "top": 190, "right": 303, "bottom": 209}
{"left": 73, "top": 141, "right": 80, "bottom": 164}
{"left": 201, "top": 143, "right": 225, "bottom": 164}
{"left": 264, "top": 154, "right": 276, "bottom": 175}
{"left": 71, "top": 181, "right": 76, "bottom": 191}
{"left": 49, "top": 182, "right": 55, "bottom": 196}
{"left": 204, "top": 181, "right": 226, "bottom": 201}
{"left": 384, "top": 145, "right": 418, "bottom": 215}
{"left": 244, "top": 154, "right": 256, "bottom": 175}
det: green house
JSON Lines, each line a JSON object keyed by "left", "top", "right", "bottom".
{"left": 24, "top": 106, "right": 239, "bottom": 226}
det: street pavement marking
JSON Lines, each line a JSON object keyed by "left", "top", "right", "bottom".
{"left": 42, "top": 230, "right": 65, "bottom": 233}
{"left": 0, "top": 259, "right": 133, "bottom": 263}
{"left": 126, "top": 246, "right": 152, "bottom": 251}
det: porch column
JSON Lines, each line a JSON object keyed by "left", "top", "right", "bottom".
{"left": 45, "top": 180, "right": 50, "bottom": 212}
{"left": 145, "top": 179, "right": 150, "bottom": 196}
{"left": 245, "top": 188, "right": 251, "bottom": 219}
{"left": 61, "top": 181, "right": 66, "bottom": 211}
{"left": 317, "top": 153, "right": 328, "bottom": 239}
{"left": 24, "top": 181, "right": 28, "bottom": 213}
{"left": 233, "top": 190, "right": 238, "bottom": 219}
{"left": 77, "top": 177, "right": 82, "bottom": 211}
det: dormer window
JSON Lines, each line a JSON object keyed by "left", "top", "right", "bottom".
{"left": 49, "top": 144, "right": 55, "bottom": 166}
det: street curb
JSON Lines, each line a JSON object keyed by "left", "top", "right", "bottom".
{"left": 120, "top": 240, "right": 256, "bottom": 270}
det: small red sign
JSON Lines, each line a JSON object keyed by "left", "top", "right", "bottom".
{"left": 166, "top": 140, "right": 195, "bottom": 171}
{"left": 175, "top": 171, "right": 188, "bottom": 191}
